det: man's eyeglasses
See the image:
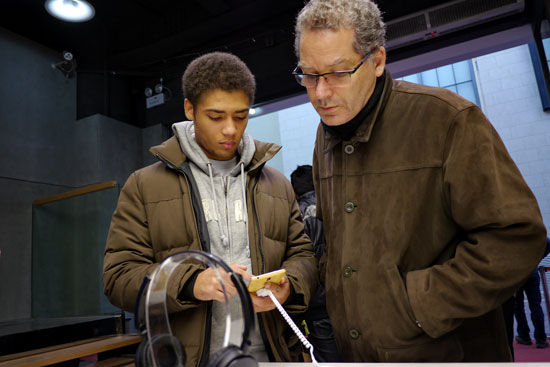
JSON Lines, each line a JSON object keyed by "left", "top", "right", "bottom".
{"left": 292, "top": 53, "right": 371, "bottom": 88}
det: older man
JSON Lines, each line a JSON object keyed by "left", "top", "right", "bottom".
{"left": 293, "top": 0, "right": 547, "bottom": 362}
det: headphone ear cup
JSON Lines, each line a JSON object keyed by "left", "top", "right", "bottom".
{"left": 134, "top": 338, "right": 149, "bottom": 367}
{"left": 135, "top": 334, "right": 186, "bottom": 367}
{"left": 206, "top": 345, "right": 258, "bottom": 367}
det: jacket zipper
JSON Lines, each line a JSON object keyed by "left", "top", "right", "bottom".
{"left": 155, "top": 153, "right": 212, "bottom": 367}
{"left": 251, "top": 173, "right": 265, "bottom": 272}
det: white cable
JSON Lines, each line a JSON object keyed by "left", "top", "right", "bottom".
{"left": 256, "top": 288, "right": 319, "bottom": 365}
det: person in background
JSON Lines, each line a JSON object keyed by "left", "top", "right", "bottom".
{"left": 293, "top": 0, "right": 547, "bottom": 362}
{"left": 290, "top": 164, "right": 341, "bottom": 362}
{"left": 502, "top": 296, "right": 516, "bottom": 359}
{"left": 514, "top": 237, "right": 550, "bottom": 349}
{"left": 103, "top": 51, "right": 318, "bottom": 366}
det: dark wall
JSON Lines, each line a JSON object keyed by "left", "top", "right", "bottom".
{"left": 0, "top": 27, "right": 162, "bottom": 322}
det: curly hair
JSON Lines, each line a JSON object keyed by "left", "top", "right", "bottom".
{"left": 182, "top": 52, "right": 256, "bottom": 105}
{"left": 294, "top": 0, "right": 386, "bottom": 58}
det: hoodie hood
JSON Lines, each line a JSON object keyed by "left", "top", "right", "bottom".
{"left": 168, "top": 120, "right": 270, "bottom": 359}
{"left": 172, "top": 121, "right": 255, "bottom": 177}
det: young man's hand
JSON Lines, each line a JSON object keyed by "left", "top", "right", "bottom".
{"left": 193, "top": 263, "right": 250, "bottom": 302}
{"left": 250, "top": 276, "right": 290, "bottom": 312}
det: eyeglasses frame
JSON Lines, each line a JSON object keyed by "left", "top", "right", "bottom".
{"left": 292, "top": 52, "right": 372, "bottom": 87}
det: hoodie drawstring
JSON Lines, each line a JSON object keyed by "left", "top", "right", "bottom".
{"left": 207, "top": 162, "right": 230, "bottom": 248}
{"left": 206, "top": 161, "right": 251, "bottom": 258}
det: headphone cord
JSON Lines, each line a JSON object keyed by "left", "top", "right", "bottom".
{"left": 256, "top": 288, "right": 319, "bottom": 365}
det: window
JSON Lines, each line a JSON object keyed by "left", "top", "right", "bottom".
{"left": 397, "top": 60, "right": 480, "bottom": 105}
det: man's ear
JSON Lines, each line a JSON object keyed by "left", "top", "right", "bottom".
{"left": 373, "top": 46, "right": 386, "bottom": 78}
{"left": 184, "top": 98, "right": 195, "bottom": 121}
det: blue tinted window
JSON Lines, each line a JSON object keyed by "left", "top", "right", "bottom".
{"left": 437, "top": 65, "right": 455, "bottom": 87}
{"left": 421, "top": 69, "right": 439, "bottom": 86}
{"left": 543, "top": 38, "right": 550, "bottom": 61}
{"left": 453, "top": 61, "right": 471, "bottom": 84}
{"left": 457, "top": 82, "right": 476, "bottom": 103}
{"left": 445, "top": 85, "right": 458, "bottom": 94}
{"left": 397, "top": 60, "right": 479, "bottom": 105}
{"left": 402, "top": 74, "right": 421, "bottom": 84}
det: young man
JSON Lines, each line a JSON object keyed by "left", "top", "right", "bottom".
{"left": 293, "top": 0, "right": 547, "bottom": 362}
{"left": 103, "top": 52, "right": 318, "bottom": 366}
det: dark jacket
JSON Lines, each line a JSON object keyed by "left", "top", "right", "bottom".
{"left": 298, "top": 190, "right": 317, "bottom": 216}
{"left": 297, "top": 191, "right": 328, "bottom": 320}
{"left": 313, "top": 71, "right": 547, "bottom": 362}
{"left": 103, "top": 136, "right": 318, "bottom": 366}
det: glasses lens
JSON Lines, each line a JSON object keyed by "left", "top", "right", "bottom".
{"left": 294, "top": 71, "right": 352, "bottom": 87}
{"left": 325, "top": 72, "right": 351, "bottom": 87}
{"left": 301, "top": 74, "right": 317, "bottom": 87}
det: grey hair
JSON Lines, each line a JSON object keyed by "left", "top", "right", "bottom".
{"left": 294, "top": 0, "right": 386, "bottom": 57}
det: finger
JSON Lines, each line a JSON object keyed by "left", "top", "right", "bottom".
{"left": 223, "top": 283, "right": 238, "bottom": 298}
{"left": 212, "top": 289, "right": 229, "bottom": 303}
{"left": 229, "top": 263, "right": 248, "bottom": 272}
{"left": 264, "top": 281, "right": 289, "bottom": 304}
{"left": 229, "top": 265, "right": 252, "bottom": 282}
{"left": 250, "top": 294, "right": 275, "bottom": 312}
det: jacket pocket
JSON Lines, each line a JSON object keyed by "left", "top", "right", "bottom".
{"left": 378, "top": 265, "right": 464, "bottom": 362}
{"left": 376, "top": 329, "right": 464, "bottom": 362}
{"left": 381, "top": 265, "right": 422, "bottom": 342}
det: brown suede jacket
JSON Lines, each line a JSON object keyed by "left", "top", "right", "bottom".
{"left": 314, "top": 71, "right": 547, "bottom": 362}
{"left": 103, "top": 136, "right": 318, "bottom": 367}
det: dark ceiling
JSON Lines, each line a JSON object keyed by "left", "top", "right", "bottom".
{"left": 0, "top": 0, "right": 539, "bottom": 127}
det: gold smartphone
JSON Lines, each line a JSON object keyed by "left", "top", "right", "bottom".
{"left": 248, "top": 269, "right": 286, "bottom": 293}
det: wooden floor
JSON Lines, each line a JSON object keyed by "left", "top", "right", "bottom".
{"left": 0, "top": 334, "right": 140, "bottom": 367}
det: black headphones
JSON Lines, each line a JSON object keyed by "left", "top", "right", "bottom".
{"left": 134, "top": 250, "right": 259, "bottom": 367}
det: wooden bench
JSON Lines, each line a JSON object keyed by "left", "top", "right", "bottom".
{"left": 0, "top": 334, "right": 140, "bottom": 367}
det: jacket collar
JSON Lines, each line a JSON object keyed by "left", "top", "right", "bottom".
{"left": 323, "top": 69, "right": 394, "bottom": 152}
{"left": 149, "top": 135, "right": 281, "bottom": 175}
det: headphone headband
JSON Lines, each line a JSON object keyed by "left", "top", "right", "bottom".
{"left": 139, "top": 250, "right": 255, "bottom": 367}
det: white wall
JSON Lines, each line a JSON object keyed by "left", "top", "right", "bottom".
{"left": 277, "top": 103, "right": 319, "bottom": 177}
{"left": 246, "top": 111, "right": 285, "bottom": 174}
{"left": 474, "top": 45, "right": 550, "bottom": 232}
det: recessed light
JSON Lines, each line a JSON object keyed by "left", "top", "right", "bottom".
{"left": 45, "top": 0, "right": 95, "bottom": 23}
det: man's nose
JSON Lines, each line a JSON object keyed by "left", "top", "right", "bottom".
{"left": 315, "top": 76, "right": 332, "bottom": 99}
{"left": 221, "top": 119, "right": 237, "bottom": 136}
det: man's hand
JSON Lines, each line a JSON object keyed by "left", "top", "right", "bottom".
{"left": 193, "top": 263, "right": 250, "bottom": 302}
{"left": 250, "top": 276, "right": 290, "bottom": 312}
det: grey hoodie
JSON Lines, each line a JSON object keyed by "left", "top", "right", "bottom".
{"left": 172, "top": 121, "right": 268, "bottom": 361}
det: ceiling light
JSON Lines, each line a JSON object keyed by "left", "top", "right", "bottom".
{"left": 45, "top": 0, "right": 95, "bottom": 23}
{"left": 250, "top": 107, "right": 262, "bottom": 116}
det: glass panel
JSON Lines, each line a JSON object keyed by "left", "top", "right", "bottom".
{"left": 543, "top": 38, "right": 550, "bottom": 61}
{"left": 453, "top": 61, "right": 472, "bottom": 84}
{"left": 420, "top": 69, "right": 439, "bottom": 87}
{"left": 445, "top": 85, "right": 458, "bottom": 93}
{"left": 456, "top": 82, "right": 477, "bottom": 104}
{"left": 402, "top": 74, "right": 421, "bottom": 84}
{"left": 437, "top": 65, "right": 455, "bottom": 87}
{"left": 32, "top": 184, "right": 120, "bottom": 317}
